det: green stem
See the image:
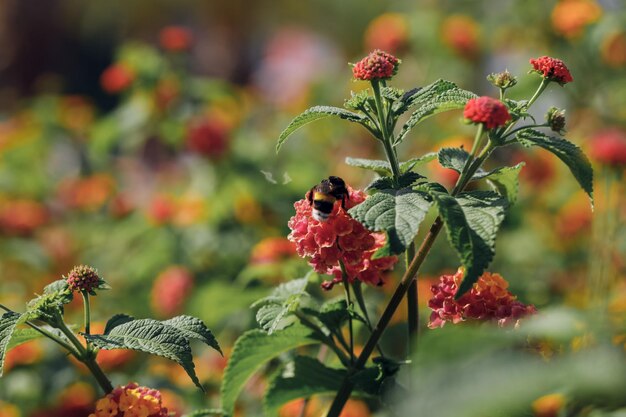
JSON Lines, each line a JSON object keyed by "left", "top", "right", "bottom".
{"left": 82, "top": 291, "right": 91, "bottom": 336}
{"left": 351, "top": 281, "right": 385, "bottom": 357}
{"left": 26, "top": 322, "right": 79, "bottom": 356}
{"left": 338, "top": 260, "right": 355, "bottom": 364}
{"left": 295, "top": 312, "right": 351, "bottom": 368}
{"left": 325, "top": 140, "right": 493, "bottom": 417}
{"left": 526, "top": 78, "right": 550, "bottom": 109}
{"left": 371, "top": 80, "right": 401, "bottom": 181}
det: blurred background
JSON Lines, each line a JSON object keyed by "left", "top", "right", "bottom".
{"left": 0, "top": 0, "right": 625, "bottom": 416}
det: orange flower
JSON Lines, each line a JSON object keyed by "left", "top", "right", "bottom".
{"left": 146, "top": 194, "right": 177, "bottom": 226}
{"left": 250, "top": 237, "right": 297, "bottom": 264}
{"left": 364, "top": 13, "right": 409, "bottom": 54}
{"left": 100, "top": 64, "right": 135, "bottom": 94}
{"left": 601, "top": 31, "right": 626, "bottom": 67}
{"left": 0, "top": 401, "right": 20, "bottom": 417}
{"left": 551, "top": 0, "right": 602, "bottom": 39}
{"left": 58, "top": 95, "right": 95, "bottom": 135}
{"left": 151, "top": 266, "right": 194, "bottom": 318}
{"left": 441, "top": 15, "right": 481, "bottom": 60}
{"left": 0, "top": 199, "right": 48, "bottom": 236}
{"left": 58, "top": 174, "right": 116, "bottom": 212}
{"left": 4, "top": 340, "right": 43, "bottom": 372}
{"left": 532, "top": 393, "right": 566, "bottom": 417}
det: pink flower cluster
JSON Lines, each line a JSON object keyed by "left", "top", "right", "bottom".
{"left": 463, "top": 96, "right": 511, "bottom": 129}
{"left": 288, "top": 186, "right": 397, "bottom": 289}
{"left": 352, "top": 49, "right": 400, "bottom": 81}
{"left": 150, "top": 266, "right": 195, "bottom": 318}
{"left": 530, "top": 56, "right": 574, "bottom": 84}
{"left": 589, "top": 128, "right": 626, "bottom": 167}
{"left": 428, "top": 268, "right": 537, "bottom": 328}
{"left": 89, "top": 383, "right": 170, "bottom": 417}
{"left": 66, "top": 265, "right": 100, "bottom": 293}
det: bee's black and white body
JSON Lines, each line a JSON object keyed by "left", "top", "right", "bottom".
{"left": 308, "top": 176, "right": 349, "bottom": 222}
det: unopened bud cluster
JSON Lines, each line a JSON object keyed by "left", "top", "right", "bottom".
{"left": 66, "top": 265, "right": 100, "bottom": 293}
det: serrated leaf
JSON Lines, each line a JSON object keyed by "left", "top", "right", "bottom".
{"left": 516, "top": 129, "right": 593, "bottom": 205}
{"left": 485, "top": 163, "right": 524, "bottom": 204}
{"left": 43, "top": 279, "right": 73, "bottom": 305}
{"left": 251, "top": 278, "right": 310, "bottom": 334}
{"left": 367, "top": 172, "right": 425, "bottom": 192}
{"left": 400, "top": 153, "right": 437, "bottom": 173}
{"left": 256, "top": 304, "right": 297, "bottom": 335}
{"left": 302, "top": 298, "right": 349, "bottom": 333}
{"left": 349, "top": 188, "right": 432, "bottom": 255}
{"left": 277, "top": 106, "right": 365, "bottom": 152}
{"left": 6, "top": 328, "right": 42, "bottom": 351}
{"left": 104, "top": 314, "right": 135, "bottom": 334}
{"left": 221, "top": 324, "right": 318, "bottom": 415}
{"left": 426, "top": 189, "right": 507, "bottom": 297}
{"left": 183, "top": 409, "right": 226, "bottom": 417}
{"left": 163, "top": 315, "right": 221, "bottom": 354}
{"left": 251, "top": 277, "right": 309, "bottom": 308}
{"left": 395, "top": 80, "right": 477, "bottom": 145}
{"left": 264, "top": 356, "right": 382, "bottom": 417}
{"left": 345, "top": 157, "right": 393, "bottom": 176}
{"left": 84, "top": 319, "right": 204, "bottom": 391}
{"left": 0, "top": 312, "right": 22, "bottom": 377}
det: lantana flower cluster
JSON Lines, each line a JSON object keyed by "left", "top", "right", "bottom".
{"left": 288, "top": 186, "right": 397, "bottom": 288}
{"left": 89, "top": 383, "right": 170, "bottom": 417}
{"left": 352, "top": 49, "right": 400, "bottom": 81}
{"left": 428, "top": 268, "right": 537, "bottom": 328}
{"left": 463, "top": 96, "right": 511, "bottom": 129}
{"left": 530, "top": 56, "right": 574, "bottom": 84}
{"left": 66, "top": 265, "right": 101, "bottom": 293}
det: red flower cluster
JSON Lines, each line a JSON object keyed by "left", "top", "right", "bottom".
{"left": 100, "top": 64, "right": 135, "bottom": 94}
{"left": 0, "top": 199, "right": 48, "bottom": 236}
{"left": 66, "top": 265, "right": 101, "bottom": 293}
{"left": 89, "top": 383, "right": 170, "bottom": 417}
{"left": 463, "top": 96, "right": 511, "bottom": 129}
{"left": 151, "top": 266, "right": 195, "bottom": 317}
{"left": 185, "top": 117, "right": 229, "bottom": 159}
{"left": 250, "top": 237, "right": 297, "bottom": 264}
{"left": 530, "top": 56, "right": 574, "bottom": 84}
{"left": 159, "top": 26, "right": 193, "bottom": 52}
{"left": 352, "top": 49, "right": 400, "bottom": 81}
{"left": 288, "top": 185, "right": 397, "bottom": 288}
{"left": 428, "top": 268, "right": 537, "bottom": 328}
{"left": 588, "top": 128, "right": 626, "bottom": 167}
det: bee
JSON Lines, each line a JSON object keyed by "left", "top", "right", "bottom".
{"left": 307, "top": 176, "right": 349, "bottom": 222}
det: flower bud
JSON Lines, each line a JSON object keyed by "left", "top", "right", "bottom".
{"left": 487, "top": 70, "right": 517, "bottom": 90}
{"left": 546, "top": 107, "right": 566, "bottom": 134}
{"left": 66, "top": 265, "right": 100, "bottom": 293}
{"left": 352, "top": 50, "right": 400, "bottom": 81}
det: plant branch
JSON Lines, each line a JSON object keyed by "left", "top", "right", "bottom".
{"left": 338, "top": 260, "right": 355, "bottom": 364}
{"left": 351, "top": 281, "right": 384, "bottom": 357}
{"left": 82, "top": 291, "right": 91, "bottom": 336}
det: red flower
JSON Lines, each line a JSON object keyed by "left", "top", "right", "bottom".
{"left": 186, "top": 117, "right": 229, "bottom": 160}
{"left": 288, "top": 185, "right": 397, "bottom": 288}
{"left": 0, "top": 199, "right": 48, "bottom": 236}
{"left": 100, "top": 64, "right": 135, "bottom": 94}
{"left": 428, "top": 268, "right": 536, "bottom": 328}
{"left": 151, "top": 266, "right": 194, "bottom": 317}
{"left": 588, "top": 128, "right": 626, "bottom": 167}
{"left": 352, "top": 50, "right": 400, "bottom": 81}
{"left": 159, "top": 26, "right": 193, "bottom": 52}
{"left": 66, "top": 265, "right": 101, "bottom": 293}
{"left": 530, "top": 56, "right": 573, "bottom": 84}
{"left": 463, "top": 96, "right": 511, "bottom": 129}
{"left": 251, "top": 237, "right": 297, "bottom": 264}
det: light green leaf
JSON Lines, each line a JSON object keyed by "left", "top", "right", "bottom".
{"left": 251, "top": 277, "right": 310, "bottom": 335}
{"left": 183, "top": 409, "right": 225, "bottom": 417}
{"left": 517, "top": 129, "right": 593, "bottom": 205}
{"left": 485, "top": 163, "right": 525, "bottom": 204}
{"left": 349, "top": 188, "right": 432, "bottom": 255}
{"left": 427, "top": 189, "right": 507, "bottom": 297}
{"left": 345, "top": 158, "right": 393, "bottom": 176}
{"left": 43, "top": 279, "right": 73, "bottom": 305}
{"left": 0, "top": 312, "right": 22, "bottom": 377}
{"left": 367, "top": 172, "right": 425, "bottom": 192}
{"left": 163, "top": 315, "right": 221, "bottom": 354}
{"left": 400, "top": 153, "right": 437, "bottom": 173}
{"left": 395, "top": 80, "right": 477, "bottom": 145}
{"left": 220, "top": 324, "right": 319, "bottom": 416}
{"left": 84, "top": 318, "right": 204, "bottom": 391}
{"left": 6, "top": 328, "right": 42, "bottom": 351}
{"left": 277, "top": 106, "right": 365, "bottom": 152}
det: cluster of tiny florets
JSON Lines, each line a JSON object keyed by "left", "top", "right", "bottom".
{"left": 352, "top": 50, "right": 400, "bottom": 81}
{"left": 66, "top": 265, "right": 100, "bottom": 293}
{"left": 546, "top": 107, "right": 567, "bottom": 134}
{"left": 530, "top": 56, "right": 574, "bottom": 84}
{"left": 288, "top": 186, "right": 397, "bottom": 289}
{"left": 89, "top": 383, "right": 169, "bottom": 417}
{"left": 428, "top": 268, "right": 537, "bottom": 328}
{"left": 463, "top": 96, "right": 511, "bottom": 129}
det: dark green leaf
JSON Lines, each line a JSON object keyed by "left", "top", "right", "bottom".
{"left": 367, "top": 172, "right": 425, "bottom": 192}
{"left": 84, "top": 318, "right": 204, "bottom": 391}
{"left": 349, "top": 188, "right": 432, "bottom": 255}
{"left": 163, "top": 315, "right": 221, "bottom": 355}
{"left": 221, "top": 324, "right": 319, "bottom": 415}
{"left": 104, "top": 314, "right": 135, "bottom": 334}
{"left": 0, "top": 312, "right": 22, "bottom": 377}
{"left": 426, "top": 189, "right": 507, "bottom": 297}
{"left": 277, "top": 106, "right": 366, "bottom": 152}
{"left": 395, "top": 80, "right": 477, "bottom": 145}
{"left": 485, "top": 163, "right": 525, "bottom": 204}
{"left": 400, "top": 153, "right": 437, "bottom": 173}
{"left": 43, "top": 279, "right": 73, "bottom": 305}
{"left": 183, "top": 409, "right": 226, "bottom": 417}
{"left": 301, "top": 298, "right": 349, "bottom": 333}
{"left": 345, "top": 157, "right": 393, "bottom": 176}
{"left": 516, "top": 129, "right": 593, "bottom": 205}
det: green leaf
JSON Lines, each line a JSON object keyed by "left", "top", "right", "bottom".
{"left": 6, "top": 328, "right": 42, "bottom": 351}
{"left": 426, "top": 189, "right": 507, "bottom": 297}
{"left": 395, "top": 80, "right": 477, "bottom": 145}
{"left": 277, "top": 106, "right": 365, "bottom": 152}
{"left": 251, "top": 277, "right": 310, "bottom": 335}
{"left": 103, "top": 314, "right": 135, "bottom": 334}
{"left": 220, "top": 324, "right": 319, "bottom": 416}
{"left": 367, "top": 172, "right": 425, "bottom": 192}
{"left": 163, "top": 315, "right": 221, "bottom": 355}
{"left": 264, "top": 356, "right": 347, "bottom": 417}
{"left": 183, "top": 409, "right": 226, "bottom": 417}
{"left": 485, "top": 163, "right": 525, "bottom": 204}
{"left": 400, "top": 153, "right": 437, "bottom": 173}
{"left": 345, "top": 157, "right": 393, "bottom": 176}
{"left": 84, "top": 318, "right": 204, "bottom": 391}
{"left": 43, "top": 279, "right": 73, "bottom": 305}
{"left": 516, "top": 129, "right": 593, "bottom": 205}
{"left": 0, "top": 312, "right": 22, "bottom": 377}
{"left": 349, "top": 188, "right": 432, "bottom": 255}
